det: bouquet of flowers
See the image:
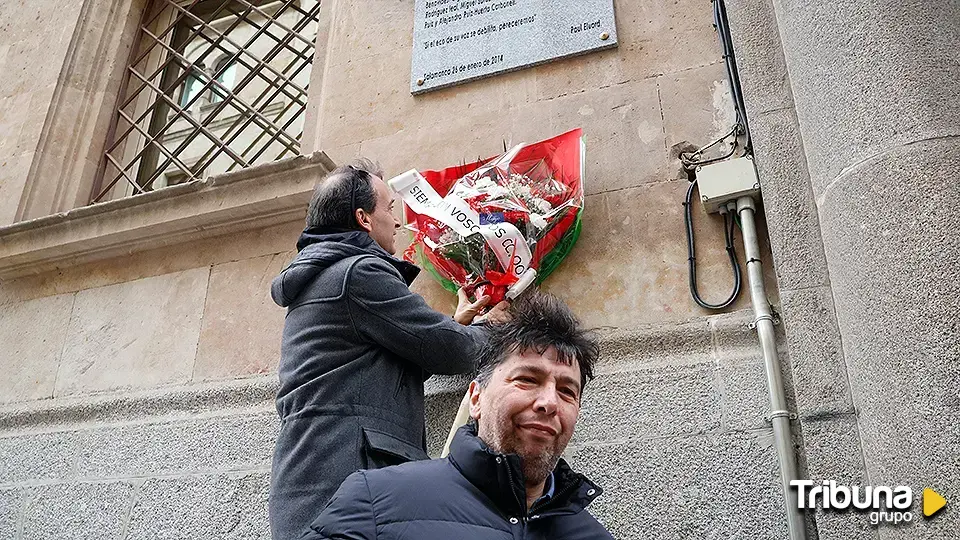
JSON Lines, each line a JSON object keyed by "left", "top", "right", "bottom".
{"left": 388, "top": 128, "right": 585, "bottom": 304}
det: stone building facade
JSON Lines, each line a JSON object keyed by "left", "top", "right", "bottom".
{"left": 0, "top": 1, "right": 957, "bottom": 539}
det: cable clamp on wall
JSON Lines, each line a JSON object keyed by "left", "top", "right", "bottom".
{"left": 748, "top": 312, "right": 780, "bottom": 329}
{"left": 766, "top": 410, "right": 797, "bottom": 422}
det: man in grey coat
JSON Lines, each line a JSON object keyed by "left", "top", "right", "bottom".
{"left": 299, "top": 293, "right": 612, "bottom": 540}
{"left": 268, "top": 159, "right": 508, "bottom": 540}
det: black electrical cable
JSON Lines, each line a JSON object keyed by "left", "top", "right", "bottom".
{"left": 713, "top": 0, "right": 751, "bottom": 153}
{"left": 682, "top": 137, "right": 740, "bottom": 169}
{"left": 678, "top": 1, "right": 749, "bottom": 168}
{"left": 678, "top": 0, "right": 748, "bottom": 310}
{"left": 684, "top": 179, "right": 742, "bottom": 310}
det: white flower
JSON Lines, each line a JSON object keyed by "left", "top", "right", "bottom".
{"left": 438, "top": 229, "right": 460, "bottom": 244}
{"left": 530, "top": 213, "right": 548, "bottom": 230}
{"left": 473, "top": 177, "right": 497, "bottom": 190}
{"left": 451, "top": 184, "right": 477, "bottom": 199}
{"left": 531, "top": 197, "right": 552, "bottom": 213}
{"left": 485, "top": 185, "right": 509, "bottom": 199}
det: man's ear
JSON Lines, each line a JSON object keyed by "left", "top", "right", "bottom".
{"left": 355, "top": 208, "right": 372, "bottom": 232}
{"left": 468, "top": 380, "right": 482, "bottom": 421}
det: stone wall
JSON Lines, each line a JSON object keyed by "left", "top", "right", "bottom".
{"left": 307, "top": 0, "right": 780, "bottom": 324}
{"left": 0, "top": 312, "right": 790, "bottom": 540}
{"left": 0, "top": 0, "right": 88, "bottom": 224}
{"left": 762, "top": 2, "right": 960, "bottom": 539}
{"left": 723, "top": 0, "right": 870, "bottom": 537}
{"left": 0, "top": 0, "right": 142, "bottom": 223}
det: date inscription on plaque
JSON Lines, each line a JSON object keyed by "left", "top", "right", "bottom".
{"left": 411, "top": 0, "right": 617, "bottom": 94}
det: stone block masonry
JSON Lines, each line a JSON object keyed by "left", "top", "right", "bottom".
{"left": 0, "top": 312, "right": 792, "bottom": 540}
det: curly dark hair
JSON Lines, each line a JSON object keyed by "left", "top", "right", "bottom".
{"left": 475, "top": 292, "right": 599, "bottom": 393}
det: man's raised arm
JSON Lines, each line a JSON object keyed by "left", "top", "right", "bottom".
{"left": 346, "top": 256, "right": 486, "bottom": 375}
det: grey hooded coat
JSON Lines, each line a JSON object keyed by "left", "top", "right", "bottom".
{"left": 268, "top": 229, "right": 485, "bottom": 540}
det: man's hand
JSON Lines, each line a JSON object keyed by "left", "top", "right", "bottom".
{"left": 454, "top": 288, "right": 490, "bottom": 325}
{"left": 475, "top": 301, "right": 512, "bottom": 325}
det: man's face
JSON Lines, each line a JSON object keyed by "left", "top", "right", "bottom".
{"left": 361, "top": 176, "right": 401, "bottom": 255}
{"left": 469, "top": 346, "right": 582, "bottom": 484}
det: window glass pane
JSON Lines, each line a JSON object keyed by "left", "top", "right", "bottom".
{"left": 180, "top": 73, "right": 206, "bottom": 107}
{"left": 211, "top": 59, "right": 236, "bottom": 103}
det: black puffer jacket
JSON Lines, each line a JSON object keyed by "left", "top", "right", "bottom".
{"left": 269, "top": 229, "right": 485, "bottom": 540}
{"left": 302, "top": 424, "right": 613, "bottom": 540}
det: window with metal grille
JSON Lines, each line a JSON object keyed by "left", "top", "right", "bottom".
{"left": 92, "top": 0, "right": 320, "bottom": 202}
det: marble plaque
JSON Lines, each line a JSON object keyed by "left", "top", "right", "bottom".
{"left": 411, "top": 0, "right": 618, "bottom": 94}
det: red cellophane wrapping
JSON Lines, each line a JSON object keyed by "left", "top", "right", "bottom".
{"left": 401, "top": 129, "right": 585, "bottom": 304}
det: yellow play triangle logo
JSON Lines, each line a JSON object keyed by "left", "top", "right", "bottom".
{"left": 923, "top": 488, "right": 947, "bottom": 517}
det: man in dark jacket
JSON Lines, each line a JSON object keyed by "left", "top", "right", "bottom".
{"left": 269, "top": 159, "right": 508, "bottom": 540}
{"left": 301, "top": 293, "right": 614, "bottom": 540}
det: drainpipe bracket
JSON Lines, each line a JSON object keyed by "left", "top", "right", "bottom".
{"left": 765, "top": 410, "right": 798, "bottom": 422}
{"left": 747, "top": 312, "right": 780, "bottom": 329}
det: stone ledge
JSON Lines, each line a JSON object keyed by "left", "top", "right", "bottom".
{"left": 1, "top": 312, "right": 768, "bottom": 433}
{"left": 0, "top": 376, "right": 278, "bottom": 433}
{"left": 425, "top": 310, "right": 765, "bottom": 396}
{"left": 0, "top": 152, "right": 336, "bottom": 280}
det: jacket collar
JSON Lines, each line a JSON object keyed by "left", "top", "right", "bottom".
{"left": 447, "top": 423, "right": 602, "bottom": 518}
{"left": 272, "top": 228, "right": 420, "bottom": 307}
{"left": 296, "top": 225, "right": 363, "bottom": 251}
{"left": 296, "top": 227, "right": 419, "bottom": 285}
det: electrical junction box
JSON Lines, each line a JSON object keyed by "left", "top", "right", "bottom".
{"left": 697, "top": 156, "right": 761, "bottom": 213}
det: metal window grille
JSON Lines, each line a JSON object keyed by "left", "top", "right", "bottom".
{"left": 92, "top": 0, "right": 320, "bottom": 202}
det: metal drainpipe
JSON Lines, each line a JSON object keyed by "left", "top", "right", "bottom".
{"left": 736, "top": 196, "right": 807, "bottom": 540}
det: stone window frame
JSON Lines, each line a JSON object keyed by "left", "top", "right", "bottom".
{"left": 94, "top": 0, "right": 321, "bottom": 202}
{"left": 0, "top": 0, "right": 334, "bottom": 279}
{"left": 210, "top": 55, "right": 239, "bottom": 103}
{"left": 178, "top": 66, "right": 209, "bottom": 108}
{"left": 175, "top": 46, "right": 238, "bottom": 110}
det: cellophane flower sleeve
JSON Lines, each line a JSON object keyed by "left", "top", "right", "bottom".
{"left": 388, "top": 128, "right": 585, "bottom": 304}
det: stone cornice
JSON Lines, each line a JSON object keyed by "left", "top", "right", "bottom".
{"left": 0, "top": 152, "right": 335, "bottom": 281}
{"left": 0, "top": 313, "right": 771, "bottom": 434}
{"left": 0, "top": 376, "right": 280, "bottom": 433}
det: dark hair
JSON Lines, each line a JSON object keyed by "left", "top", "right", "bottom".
{"left": 306, "top": 158, "right": 385, "bottom": 229}
{"left": 475, "top": 292, "right": 599, "bottom": 393}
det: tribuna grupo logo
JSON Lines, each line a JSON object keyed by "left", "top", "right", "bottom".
{"left": 791, "top": 480, "right": 947, "bottom": 526}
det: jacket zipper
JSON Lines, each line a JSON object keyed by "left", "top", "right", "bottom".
{"left": 501, "top": 454, "right": 527, "bottom": 516}
{"left": 501, "top": 455, "right": 584, "bottom": 525}
{"left": 528, "top": 477, "right": 581, "bottom": 518}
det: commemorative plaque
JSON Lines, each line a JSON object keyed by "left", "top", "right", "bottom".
{"left": 411, "top": 0, "right": 618, "bottom": 94}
